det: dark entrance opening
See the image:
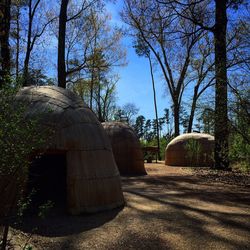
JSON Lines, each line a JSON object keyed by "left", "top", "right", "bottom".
{"left": 27, "top": 153, "right": 67, "bottom": 215}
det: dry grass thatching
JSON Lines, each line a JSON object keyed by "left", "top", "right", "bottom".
{"left": 102, "top": 122, "right": 146, "bottom": 175}
{"left": 165, "top": 133, "right": 214, "bottom": 167}
{"left": 14, "top": 86, "right": 124, "bottom": 215}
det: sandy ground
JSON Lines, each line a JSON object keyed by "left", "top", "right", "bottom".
{"left": 10, "top": 162, "right": 250, "bottom": 250}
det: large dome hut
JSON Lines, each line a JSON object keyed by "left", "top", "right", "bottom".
{"left": 165, "top": 133, "right": 214, "bottom": 167}
{"left": 102, "top": 122, "right": 146, "bottom": 175}
{"left": 13, "top": 86, "right": 124, "bottom": 215}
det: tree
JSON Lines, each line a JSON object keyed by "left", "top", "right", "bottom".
{"left": 164, "top": 108, "right": 173, "bottom": 135}
{"left": 58, "top": 0, "right": 95, "bottom": 88}
{"left": 133, "top": 115, "right": 145, "bottom": 139}
{"left": 0, "top": 83, "right": 52, "bottom": 250}
{"left": 186, "top": 33, "right": 215, "bottom": 132}
{"left": 92, "top": 74, "right": 118, "bottom": 122}
{"left": 58, "top": 0, "right": 69, "bottom": 88}
{"left": 120, "top": 102, "right": 139, "bottom": 125}
{"left": 213, "top": 0, "right": 229, "bottom": 169}
{"left": 152, "top": 119, "right": 158, "bottom": 138}
{"left": 85, "top": 48, "right": 109, "bottom": 113}
{"left": 228, "top": 82, "right": 250, "bottom": 165}
{"left": 179, "top": 105, "right": 189, "bottom": 133}
{"left": 22, "top": 0, "right": 56, "bottom": 86}
{"left": 58, "top": 1, "right": 126, "bottom": 89}
{"left": 144, "top": 119, "right": 153, "bottom": 141}
{"left": 72, "top": 73, "right": 119, "bottom": 122}
{"left": 201, "top": 108, "right": 214, "bottom": 134}
{"left": 228, "top": 76, "right": 250, "bottom": 144}
{"left": 0, "top": 0, "right": 11, "bottom": 84}
{"left": 133, "top": 35, "right": 161, "bottom": 159}
{"left": 11, "top": 0, "right": 22, "bottom": 80}
{"left": 186, "top": 11, "right": 249, "bottom": 133}
{"left": 122, "top": 0, "right": 203, "bottom": 136}
{"left": 68, "top": 10, "right": 126, "bottom": 108}
{"left": 157, "top": 0, "right": 247, "bottom": 169}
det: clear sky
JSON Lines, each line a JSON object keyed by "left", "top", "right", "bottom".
{"left": 106, "top": 1, "right": 171, "bottom": 121}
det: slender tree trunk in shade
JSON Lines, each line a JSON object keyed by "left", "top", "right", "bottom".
{"left": 23, "top": 0, "right": 33, "bottom": 86}
{"left": 148, "top": 55, "right": 161, "bottom": 160}
{"left": 188, "top": 85, "right": 199, "bottom": 133}
{"left": 58, "top": 0, "right": 69, "bottom": 88}
{"left": 90, "top": 71, "right": 94, "bottom": 109}
{"left": 213, "top": 0, "right": 229, "bottom": 169}
{"left": 0, "top": 0, "right": 11, "bottom": 85}
{"left": 173, "top": 98, "right": 180, "bottom": 137}
{"left": 23, "top": 48, "right": 31, "bottom": 86}
{"left": 97, "top": 72, "right": 103, "bottom": 122}
{"left": 15, "top": 7, "right": 20, "bottom": 80}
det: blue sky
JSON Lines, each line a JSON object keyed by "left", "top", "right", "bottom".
{"left": 106, "top": 1, "right": 170, "bottom": 120}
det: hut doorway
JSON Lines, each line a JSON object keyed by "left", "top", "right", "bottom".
{"left": 27, "top": 153, "right": 67, "bottom": 214}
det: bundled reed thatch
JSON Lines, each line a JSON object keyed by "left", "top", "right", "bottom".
{"left": 165, "top": 133, "right": 214, "bottom": 167}
{"left": 14, "top": 86, "right": 124, "bottom": 215}
{"left": 102, "top": 122, "right": 146, "bottom": 175}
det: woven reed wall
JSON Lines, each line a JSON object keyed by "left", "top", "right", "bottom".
{"left": 102, "top": 122, "right": 146, "bottom": 175}
{"left": 165, "top": 133, "right": 214, "bottom": 167}
{"left": 13, "top": 86, "right": 124, "bottom": 215}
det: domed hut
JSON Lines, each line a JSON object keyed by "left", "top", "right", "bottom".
{"left": 165, "top": 133, "right": 214, "bottom": 167}
{"left": 102, "top": 122, "right": 146, "bottom": 175}
{"left": 14, "top": 86, "right": 124, "bottom": 215}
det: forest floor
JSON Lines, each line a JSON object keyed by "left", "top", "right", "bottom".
{"left": 9, "top": 162, "right": 250, "bottom": 250}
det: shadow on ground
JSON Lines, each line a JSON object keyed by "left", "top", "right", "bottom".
{"left": 12, "top": 206, "right": 123, "bottom": 237}
{"left": 117, "top": 168, "right": 250, "bottom": 249}
{"left": 10, "top": 164, "right": 250, "bottom": 249}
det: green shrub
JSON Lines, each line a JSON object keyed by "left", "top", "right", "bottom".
{"left": 185, "top": 138, "right": 202, "bottom": 167}
{"left": 0, "top": 82, "right": 52, "bottom": 249}
{"left": 229, "top": 132, "right": 250, "bottom": 171}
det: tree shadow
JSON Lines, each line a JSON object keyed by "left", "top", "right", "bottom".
{"left": 10, "top": 168, "right": 250, "bottom": 249}
{"left": 120, "top": 173, "right": 250, "bottom": 249}
{"left": 122, "top": 174, "right": 250, "bottom": 208}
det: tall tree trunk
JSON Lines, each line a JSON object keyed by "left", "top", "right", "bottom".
{"left": 173, "top": 98, "right": 180, "bottom": 137}
{"left": 213, "top": 0, "right": 229, "bottom": 169}
{"left": 97, "top": 71, "right": 104, "bottom": 122}
{"left": 90, "top": 67, "right": 94, "bottom": 109}
{"left": 188, "top": 85, "right": 199, "bottom": 133}
{"left": 23, "top": 52, "right": 31, "bottom": 85}
{"left": 15, "top": 6, "right": 20, "bottom": 80}
{"left": 58, "top": 0, "right": 69, "bottom": 88}
{"left": 90, "top": 27, "right": 97, "bottom": 109}
{"left": 148, "top": 55, "right": 161, "bottom": 160}
{"left": 23, "top": 0, "right": 33, "bottom": 86}
{"left": 0, "top": 0, "right": 11, "bottom": 85}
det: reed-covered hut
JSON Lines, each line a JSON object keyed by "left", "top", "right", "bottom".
{"left": 14, "top": 86, "right": 124, "bottom": 215}
{"left": 102, "top": 122, "right": 146, "bottom": 175}
{"left": 165, "top": 133, "right": 214, "bottom": 167}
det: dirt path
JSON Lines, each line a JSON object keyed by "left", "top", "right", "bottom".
{"left": 11, "top": 163, "right": 250, "bottom": 249}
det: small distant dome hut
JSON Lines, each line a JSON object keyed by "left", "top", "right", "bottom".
{"left": 165, "top": 133, "right": 214, "bottom": 167}
{"left": 102, "top": 122, "right": 146, "bottom": 175}
{"left": 15, "top": 86, "right": 124, "bottom": 215}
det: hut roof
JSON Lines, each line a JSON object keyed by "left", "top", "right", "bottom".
{"left": 102, "top": 122, "right": 146, "bottom": 175}
{"left": 168, "top": 133, "right": 214, "bottom": 145}
{"left": 16, "top": 86, "right": 124, "bottom": 214}
{"left": 165, "top": 133, "right": 214, "bottom": 167}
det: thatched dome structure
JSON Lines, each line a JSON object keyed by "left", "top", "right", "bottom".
{"left": 102, "top": 122, "right": 146, "bottom": 175}
{"left": 165, "top": 133, "right": 214, "bottom": 167}
{"left": 15, "top": 86, "right": 124, "bottom": 215}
